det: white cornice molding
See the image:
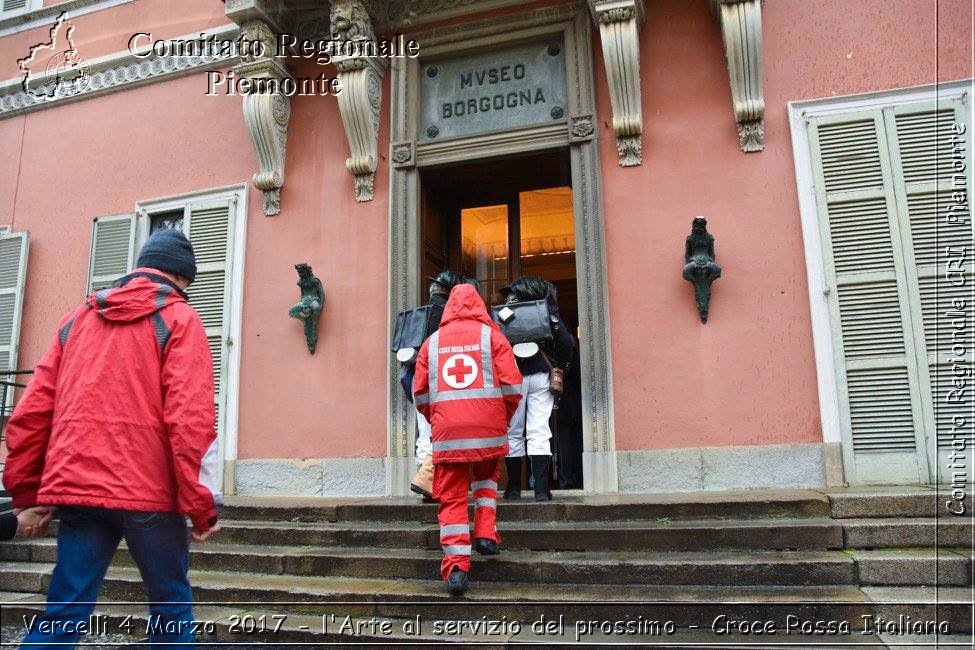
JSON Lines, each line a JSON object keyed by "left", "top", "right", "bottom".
{"left": 589, "top": 0, "right": 645, "bottom": 166}
{"left": 0, "top": 23, "right": 239, "bottom": 119}
{"left": 711, "top": 0, "right": 764, "bottom": 152}
{"left": 0, "top": 0, "right": 135, "bottom": 38}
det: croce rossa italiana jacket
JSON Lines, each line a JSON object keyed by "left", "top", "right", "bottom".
{"left": 413, "top": 284, "right": 523, "bottom": 464}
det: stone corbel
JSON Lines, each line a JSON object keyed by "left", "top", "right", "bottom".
{"left": 589, "top": 0, "right": 645, "bottom": 167}
{"left": 234, "top": 20, "right": 292, "bottom": 216}
{"left": 711, "top": 0, "right": 765, "bottom": 152}
{"left": 331, "top": 0, "right": 387, "bottom": 202}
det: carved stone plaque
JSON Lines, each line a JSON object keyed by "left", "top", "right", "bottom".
{"left": 420, "top": 38, "right": 567, "bottom": 142}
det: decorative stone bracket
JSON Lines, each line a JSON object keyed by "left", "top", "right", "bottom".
{"left": 233, "top": 18, "right": 292, "bottom": 216}
{"left": 332, "top": 0, "right": 387, "bottom": 202}
{"left": 589, "top": 0, "right": 645, "bottom": 166}
{"left": 711, "top": 0, "right": 765, "bottom": 152}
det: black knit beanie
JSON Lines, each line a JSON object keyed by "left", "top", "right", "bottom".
{"left": 136, "top": 228, "right": 197, "bottom": 283}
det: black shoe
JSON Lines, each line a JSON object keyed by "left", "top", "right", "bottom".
{"left": 530, "top": 455, "right": 553, "bottom": 502}
{"left": 503, "top": 456, "right": 523, "bottom": 501}
{"left": 473, "top": 538, "right": 500, "bottom": 555}
{"left": 446, "top": 568, "right": 468, "bottom": 596}
{"left": 410, "top": 484, "right": 433, "bottom": 499}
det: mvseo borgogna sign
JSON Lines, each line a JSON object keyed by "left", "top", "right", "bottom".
{"left": 420, "top": 39, "right": 568, "bottom": 142}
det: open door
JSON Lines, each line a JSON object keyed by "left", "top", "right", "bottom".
{"left": 421, "top": 149, "right": 584, "bottom": 490}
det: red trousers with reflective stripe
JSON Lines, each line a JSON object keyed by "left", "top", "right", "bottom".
{"left": 433, "top": 458, "right": 501, "bottom": 581}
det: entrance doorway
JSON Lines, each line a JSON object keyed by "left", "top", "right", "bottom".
{"left": 421, "top": 149, "right": 584, "bottom": 490}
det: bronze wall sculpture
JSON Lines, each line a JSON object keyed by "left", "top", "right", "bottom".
{"left": 682, "top": 217, "right": 721, "bottom": 323}
{"left": 289, "top": 263, "right": 325, "bottom": 353}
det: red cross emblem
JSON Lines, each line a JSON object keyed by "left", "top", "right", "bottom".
{"left": 442, "top": 353, "right": 479, "bottom": 389}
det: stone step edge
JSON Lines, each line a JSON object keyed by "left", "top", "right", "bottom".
{"left": 3, "top": 589, "right": 972, "bottom": 643}
{"left": 4, "top": 562, "right": 970, "bottom": 603}
{"left": 2, "top": 537, "right": 863, "bottom": 561}
{"left": 0, "top": 600, "right": 514, "bottom": 645}
{"left": 7, "top": 545, "right": 970, "bottom": 588}
{"left": 214, "top": 515, "right": 843, "bottom": 529}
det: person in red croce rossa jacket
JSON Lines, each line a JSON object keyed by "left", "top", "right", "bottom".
{"left": 413, "top": 283, "right": 523, "bottom": 596}
{"left": 3, "top": 228, "right": 219, "bottom": 649}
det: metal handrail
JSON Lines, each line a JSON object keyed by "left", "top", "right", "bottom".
{"left": 0, "top": 369, "right": 34, "bottom": 443}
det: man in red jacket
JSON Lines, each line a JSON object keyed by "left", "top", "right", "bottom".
{"left": 413, "top": 284, "right": 522, "bottom": 595}
{"left": 3, "top": 228, "right": 219, "bottom": 649}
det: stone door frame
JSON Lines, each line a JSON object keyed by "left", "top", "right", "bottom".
{"left": 385, "top": 1, "right": 618, "bottom": 494}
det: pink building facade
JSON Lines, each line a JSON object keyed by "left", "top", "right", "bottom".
{"left": 0, "top": 0, "right": 971, "bottom": 497}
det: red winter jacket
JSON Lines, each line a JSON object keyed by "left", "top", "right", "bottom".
{"left": 2, "top": 269, "right": 218, "bottom": 530}
{"left": 413, "top": 284, "right": 523, "bottom": 464}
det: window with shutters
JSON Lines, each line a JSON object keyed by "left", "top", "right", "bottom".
{"left": 1, "top": 0, "right": 37, "bottom": 16}
{"left": 87, "top": 187, "right": 245, "bottom": 493}
{"left": 0, "top": 231, "right": 29, "bottom": 413}
{"left": 796, "top": 84, "right": 973, "bottom": 485}
{"left": 88, "top": 214, "right": 136, "bottom": 293}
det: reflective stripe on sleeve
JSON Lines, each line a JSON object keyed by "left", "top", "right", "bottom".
{"left": 500, "top": 384, "right": 522, "bottom": 395}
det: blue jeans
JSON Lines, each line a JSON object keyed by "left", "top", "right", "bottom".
{"left": 21, "top": 506, "right": 196, "bottom": 649}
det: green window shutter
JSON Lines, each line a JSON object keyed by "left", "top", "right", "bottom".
{"left": 88, "top": 214, "right": 136, "bottom": 294}
{"left": 183, "top": 200, "right": 235, "bottom": 438}
{"left": 808, "top": 109, "right": 930, "bottom": 484}
{"left": 885, "top": 98, "right": 973, "bottom": 482}
{"left": 0, "top": 231, "right": 29, "bottom": 411}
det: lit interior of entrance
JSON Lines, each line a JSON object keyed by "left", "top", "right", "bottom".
{"left": 421, "top": 149, "right": 583, "bottom": 490}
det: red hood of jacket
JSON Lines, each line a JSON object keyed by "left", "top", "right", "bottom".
{"left": 440, "top": 284, "right": 497, "bottom": 329}
{"left": 85, "top": 268, "right": 187, "bottom": 322}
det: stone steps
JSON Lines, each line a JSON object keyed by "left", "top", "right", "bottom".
{"left": 7, "top": 538, "right": 969, "bottom": 587}
{"left": 10, "top": 595, "right": 963, "bottom": 648}
{"left": 826, "top": 488, "right": 971, "bottom": 519}
{"left": 2, "top": 488, "right": 972, "bottom": 644}
{"left": 840, "top": 517, "right": 973, "bottom": 548}
{"left": 2, "top": 562, "right": 971, "bottom": 633}
{"left": 207, "top": 516, "right": 845, "bottom": 552}
{"left": 850, "top": 549, "right": 971, "bottom": 586}
{"left": 217, "top": 490, "right": 832, "bottom": 523}
{"left": 0, "top": 539, "right": 860, "bottom": 586}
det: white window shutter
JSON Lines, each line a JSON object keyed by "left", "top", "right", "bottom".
{"left": 88, "top": 214, "right": 136, "bottom": 294}
{"left": 808, "top": 110, "right": 930, "bottom": 484}
{"left": 2, "top": 0, "right": 29, "bottom": 14}
{"left": 886, "top": 98, "right": 973, "bottom": 482}
{"left": 0, "top": 231, "right": 29, "bottom": 412}
{"left": 183, "top": 200, "right": 234, "bottom": 439}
